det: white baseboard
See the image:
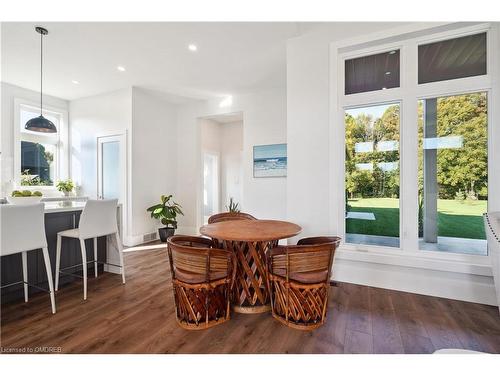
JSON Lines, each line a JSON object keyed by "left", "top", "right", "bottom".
{"left": 332, "top": 257, "right": 498, "bottom": 306}
{"left": 123, "top": 234, "right": 148, "bottom": 247}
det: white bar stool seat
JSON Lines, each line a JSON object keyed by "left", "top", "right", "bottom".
{"left": 0, "top": 203, "right": 56, "bottom": 314}
{"left": 55, "top": 199, "right": 125, "bottom": 300}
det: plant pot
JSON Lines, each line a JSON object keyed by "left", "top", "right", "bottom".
{"left": 158, "top": 227, "right": 175, "bottom": 242}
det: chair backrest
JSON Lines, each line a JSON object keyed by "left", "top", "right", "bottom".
{"left": 78, "top": 199, "right": 118, "bottom": 239}
{"left": 0, "top": 203, "right": 47, "bottom": 256}
{"left": 208, "top": 212, "right": 257, "bottom": 224}
{"left": 167, "top": 235, "right": 234, "bottom": 283}
{"left": 269, "top": 236, "right": 341, "bottom": 280}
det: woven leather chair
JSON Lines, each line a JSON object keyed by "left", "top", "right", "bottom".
{"left": 167, "top": 235, "right": 237, "bottom": 330}
{"left": 207, "top": 212, "right": 257, "bottom": 224}
{"left": 267, "top": 236, "right": 341, "bottom": 330}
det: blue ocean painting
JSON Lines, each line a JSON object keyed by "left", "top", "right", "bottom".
{"left": 253, "top": 143, "right": 287, "bottom": 177}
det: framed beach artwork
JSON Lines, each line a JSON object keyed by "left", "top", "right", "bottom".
{"left": 253, "top": 143, "right": 287, "bottom": 178}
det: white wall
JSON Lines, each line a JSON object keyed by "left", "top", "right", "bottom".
{"left": 200, "top": 118, "right": 221, "bottom": 153}
{"left": 70, "top": 88, "right": 132, "bottom": 200}
{"left": 176, "top": 88, "right": 286, "bottom": 234}
{"left": 1, "top": 82, "right": 69, "bottom": 197}
{"left": 70, "top": 87, "right": 178, "bottom": 245}
{"left": 130, "top": 88, "right": 177, "bottom": 241}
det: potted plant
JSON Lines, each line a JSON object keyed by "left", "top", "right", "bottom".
{"left": 56, "top": 179, "right": 75, "bottom": 196}
{"left": 147, "top": 194, "right": 184, "bottom": 242}
{"left": 226, "top": 197, "right": 240, "bottom": 213}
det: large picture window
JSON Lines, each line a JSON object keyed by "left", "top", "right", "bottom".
{"left": 418, "top": 92, "right": 488, "bottom": 255}
{"left": 345, "top": 103, "right": 400, "bottom": 247}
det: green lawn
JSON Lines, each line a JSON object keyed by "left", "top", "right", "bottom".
{"left": 347, "top": 198, "right": 487, "bottom": 239}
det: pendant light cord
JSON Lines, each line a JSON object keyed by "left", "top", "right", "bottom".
{"left": 40, "top": 29, "right": 43, "bottom": 116}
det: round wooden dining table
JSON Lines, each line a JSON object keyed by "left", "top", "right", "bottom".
{"left": 200, "top": 220, "right": 302, "bottom": 314}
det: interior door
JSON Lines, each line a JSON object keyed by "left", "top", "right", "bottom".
{"left": 97, "top": 134, "right": 126, "bottom": 267}
{"left": 97, "top": 134, "right": 125, "bottom": 202}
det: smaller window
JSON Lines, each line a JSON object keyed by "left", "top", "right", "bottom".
{"left": 418, "top": 33, "right": 487, "bottom": 84}
{"left": 345, "top": 49, "right": 400, "bottom": 95}
{"left": 18, "top": 104, "right": 61, "bottom": 187}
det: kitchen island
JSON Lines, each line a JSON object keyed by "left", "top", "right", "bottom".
{"left": 0, "top": 201, "right": 108, "bottom": 304}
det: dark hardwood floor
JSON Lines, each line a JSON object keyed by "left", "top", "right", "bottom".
{"left": 1, "top": 244, "right": 499, "bottom": 354}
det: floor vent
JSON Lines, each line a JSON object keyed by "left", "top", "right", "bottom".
{"left": 143, "top": 232, "right": 157, "bottom": 242}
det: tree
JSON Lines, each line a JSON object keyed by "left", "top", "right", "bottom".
{"left": 436, "top": 93, "right": 487, "bottom": 199}
{"left": 417, "top": 93, "right": 488, "bottom": 200}
{"left": 345, "top": 105, "right": 400, "bottom": 199}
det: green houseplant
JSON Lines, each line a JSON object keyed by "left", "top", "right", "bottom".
{"left": 56, "top": 179, "right": 75, "bottom": 196}
{"left": 147, "top": 194, "right": 184, "bottom": 242}
{"left": 225, "top": 197, "right": 240, "bottom": 213}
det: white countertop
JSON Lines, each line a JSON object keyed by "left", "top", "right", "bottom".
{"left": 44, "top": 201, "right": 87, "bottom": 213}
{"left": 2, "top": 200, "right": 121, "bottom": 213}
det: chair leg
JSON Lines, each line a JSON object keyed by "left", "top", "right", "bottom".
{"left": 22, "top": 251, "right": 28, "bottom": 303}
{"left": 93, "top": 237, "right": 98, "bottom": 278}
{"left": 55, "top": 234, "right": 62, "bottom": 291}
{"left": 115, "top": 232, "right": 126, "bottom": 284}
{"left": 42, "top": 247, "right": 56, "bottom": 314}
{"left": 79, "top": 238, "right": 88, "bottom": 300}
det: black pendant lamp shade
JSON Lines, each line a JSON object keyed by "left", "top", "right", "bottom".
{"left": 25, "top": 26, "right": 57, "bottom": 133}
{"left": 25, "top": 115, "right": 56, "bottom": 133}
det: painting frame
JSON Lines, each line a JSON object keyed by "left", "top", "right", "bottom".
{"left": 253, "top": 143, "right": 287, "bottom": 178}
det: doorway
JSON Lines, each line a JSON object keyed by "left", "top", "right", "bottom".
{"left": 97, "top": 134, "right": 125, "bottom": 201}
{"left": 97, "top": 133, "right": 127, "bottom": 270}
{"left": 198, "top": 112, "right": 244, "bottom": 225}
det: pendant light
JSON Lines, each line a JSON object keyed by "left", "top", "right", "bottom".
{"left": 25, "top": 26, "right": 57, "bottom": 133}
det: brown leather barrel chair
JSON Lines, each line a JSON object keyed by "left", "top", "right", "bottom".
{"left": 167, "top": 235, "right": 237, "bottom": 330}
{"left": 207, "top": 212, "right": 257, "bottom": 224}
{"left": 267, "top": 236, "right": 341, "bottom": 330}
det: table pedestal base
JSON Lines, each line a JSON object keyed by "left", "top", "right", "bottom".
{"left": 222, "top": 239, "right": 277, "bottom": 314}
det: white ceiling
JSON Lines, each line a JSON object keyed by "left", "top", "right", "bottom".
{"left": 1, "top": 22, "right": 323, "bottom": 102}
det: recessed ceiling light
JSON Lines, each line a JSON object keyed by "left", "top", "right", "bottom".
{"left": 188, "top": 44, "right": 198, "bottom": 52}
{"left": 388, "top": 50, "right": 396, "bottom": 55}
{"left": 117, "top": 66, "right": 126, "bottom": 72}
{"left": 71, "top": 80, "right": 80, "bottom": 84}
{"left": 385, "top": 71, "right": 391, "bottom": 75}
{"left": 382, "top": 87, "right": 387, "bottom": 90}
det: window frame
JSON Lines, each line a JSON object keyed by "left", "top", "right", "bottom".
{"left": 13, "top": 98, "right": 69, "bottom": 190}
{"left": 343, "top": 100, "right": 403, "bottom": 249}
{"left": 331, "top": 22, "right": 499, "bottom": 271}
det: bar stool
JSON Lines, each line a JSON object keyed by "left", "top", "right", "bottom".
{"left": 55, "top": 199, "right": 125, "bottom": 300}
{"left": 0, "top": 203, "right": 56, "bottom": 314}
